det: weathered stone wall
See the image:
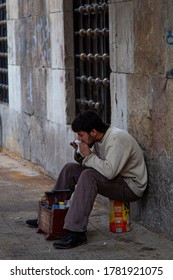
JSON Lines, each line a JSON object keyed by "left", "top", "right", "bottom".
{"left": 0, "top": 0, "right": 75, "bottom": 178}
{"left": 110, "top": 0, "right": 173, "bottom": 239}
{"left": 1, "top": 0, "right": 173, "bottom": 239}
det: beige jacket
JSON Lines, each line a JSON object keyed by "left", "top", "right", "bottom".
{"left": 82, "top": 126, "right": 148, "bottom": 197}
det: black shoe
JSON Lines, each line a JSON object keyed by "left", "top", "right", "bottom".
{"left": 26, "top": 219, "right": 38, "bottom": 228}
{"left": 53, "top": 231, "right": 87, "bottom": 249}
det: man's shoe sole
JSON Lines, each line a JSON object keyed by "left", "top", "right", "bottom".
{"left": 26, "top": 219, "right": 38, "bottom": 228}
{"left": 53, "top": 240, "right": 87, "bottom": 249}
{"left": 53, "top": 232, "right": 87, "bottom": 249}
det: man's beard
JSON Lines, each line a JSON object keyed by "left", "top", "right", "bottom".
{"left": 88, "top": 142, "right": 95, "bottom": 148}
{"left": 87, "top": 134, "right": 95, "bottom": 148}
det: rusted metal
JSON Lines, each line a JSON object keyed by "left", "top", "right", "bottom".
{"left": 0, "top": 67, "right": 7, "bottom": 73}
{"left": 0, "top": 52, "right": 7, "bottom": 57}
{"left": 0, "top": 83, "right": 8, "bottom": 90}
{"left": 0, "top": 20, "right": 6, "bottom": 26}
{"left": 0, "top": 37, "right": 7, "bottom": 41}
{"left": 0, "top": 3, "right": 6, "bottom": 9}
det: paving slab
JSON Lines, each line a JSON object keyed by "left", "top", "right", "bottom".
{"left": 0, "top": 153, "right": 173, "bottom": 260}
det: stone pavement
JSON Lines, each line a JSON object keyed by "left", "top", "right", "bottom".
{"left": 0, "top": 152, "right": 173, "bottom": 260}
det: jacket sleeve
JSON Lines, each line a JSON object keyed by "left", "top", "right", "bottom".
{"left": 82, "top": 140, "right": 130, "bottom": 179}
{"left": 74, "top": 151, "right": 84, "bottom": 165}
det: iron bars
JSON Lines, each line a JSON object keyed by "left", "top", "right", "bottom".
{"left": 0, "top": 0, "right": 8, "bottom": 103}
{"left": 73, "top": 0, "right": 110, "bottom": 123}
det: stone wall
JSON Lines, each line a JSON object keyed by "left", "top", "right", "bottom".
{"left": 109, "top": 0, "right": 173, "bottom": 239}
{"left": 0, "top": 0, "right": 173, "bottom": 239}
{"left": 0, "top": 0, "right": 75, "bottom": 178}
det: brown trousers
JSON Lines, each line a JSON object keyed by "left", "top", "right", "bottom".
{"left": 53, "top": 163, "right": 140, "bottom": 232}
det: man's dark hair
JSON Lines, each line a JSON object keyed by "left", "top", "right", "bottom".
{"left": 71, "top": 110, "right": 109, "bottom": 133}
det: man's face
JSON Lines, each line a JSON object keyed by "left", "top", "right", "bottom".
{"left": 77, "top": 130, "right": 96, "bottom": 147}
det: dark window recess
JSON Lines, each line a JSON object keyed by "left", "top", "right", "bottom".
{"left": 0, "top": 0, "right": 8, "bottom": 103}
{"left": 73, "top": 0, "right": 111, "bottom": 123}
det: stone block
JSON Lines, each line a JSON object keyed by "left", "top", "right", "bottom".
{"left": 43, "top": 121, "right": 70, "bottom": 177}
{"left": 21, "top": 66, "right": 47, "bottom": 119}
{"left": 20, "top": 66, "right": 34, "bottom": 116}
{"left": 6, "top": 0, "right": 19, "bottom": 20}
{"left": 0, "top": 104, "right": 10, "bottom": 149}
{"left": 64, "top": 69, "right": 75, "bottom": 125}
{"left": 0, "top": 107, "right": 31, "bottom": 160}
{"left": 134, "top": 0, "right": 164, "bottom": 75}
{"left": 33, "top": 68, "right": 47, "bottom": 119}
{"left": 63, "top": 9, "right": 74, "bottom": 70}
{"left": 63, "top": 0, "right": 73, "bottom": 13}
{"left": 140, "top": 156, "right": 173, "bottom": 239}
{"left": 50, "top": 12, "right": 64, "bottom": 69}
{"left": 32, "top": 0, "right": 49, "bottom": 16}
{"left": 150, "top": 77, "right": 173, "bottom": 157}
{"left": 49, "top": 0, "right": 63, "bottom": 13}
{"left": 109, "top": 1, "right": 134, "bottom": 73}
{"left": 110, "top": 72, "right": 128, "bottom": 130}
{"left": 18, "top": 0, "right": 32, "bottom": 18}
{"left": 30, "top": 116, "right": 46, "bottom": 166}
{"left": 46, "top": 69, "right": 66, "bottom": 124}
{"left": 162, "top": 0, "right": 173, "bottom": 72}
{"left": 16, "top": 17, "right": 34, "bottom": 66}
{"left": 3, "top": 112, "right": 21, "bottom": 156}
{"left": 126, "top": 74, "right": 152, "bottom": 150}
{"left": 16, "top": 113, "right": 31, "bottom": 160}
{"left": 66, "top": 125, "right": 76, "bottom": 160}
{"left": 126, "top": 74, "right": 173, "bottom": 239}
{"left": 8, "top": 65, "right": 22, "bottom": 113}
{"left": 7, "top": 20, "right": 17, "bottom": 65}
{"left": 34, "top": 15, "right": 51, "bottom": 67}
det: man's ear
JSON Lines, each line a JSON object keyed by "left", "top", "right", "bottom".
{"left": 90, "top": 129, "right": 97, "bottom": 136}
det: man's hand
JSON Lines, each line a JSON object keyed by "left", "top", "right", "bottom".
{"left": 70, "top": 141, "right": 78, "bottom": 150}
{"left": 70, "top": 141, "right": 91, "bottom": 157}
{"left": 78, "top": 142, "right": 91, "bottom": 157}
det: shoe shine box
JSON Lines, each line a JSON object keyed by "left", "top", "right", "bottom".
{"left": 37, "top": 190, "right": 71, "bottom": 240}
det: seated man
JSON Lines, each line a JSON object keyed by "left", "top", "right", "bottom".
{"left": 26, "top": 110, "right": 148, "bottom": 249}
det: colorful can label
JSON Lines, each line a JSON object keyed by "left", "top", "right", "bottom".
{"left": 109, "top": 200, "right": 131, "bottom": 233}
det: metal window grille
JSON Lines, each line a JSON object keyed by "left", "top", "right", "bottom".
{"left": 73, "top": 0, "right": 110, "bottom": 123}
{"left": 0, "top": 0, "right": 8, "bottom": 103}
